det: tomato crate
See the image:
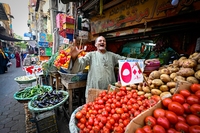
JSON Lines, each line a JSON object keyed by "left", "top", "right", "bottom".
{"left": 34, "top": 110, "right": 59, "bottom": 133}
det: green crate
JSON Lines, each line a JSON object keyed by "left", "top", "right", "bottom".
{"left": 35, "top": 110, "right": 59, "bottom": 133}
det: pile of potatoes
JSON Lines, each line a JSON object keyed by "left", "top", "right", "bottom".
{"left": 143, "top": 52, "right": 200, "bottom": 98}
{"left": 113, "top": 52, "right": 200, "bottom": 99}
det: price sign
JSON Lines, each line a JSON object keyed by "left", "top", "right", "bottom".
{"left": 118, "top": 59, "right": 144, "bottom": 86}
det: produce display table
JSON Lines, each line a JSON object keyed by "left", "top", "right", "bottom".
{"left": 49, "top": 71, "right": 61, "bottom": 90}
{"left": 61, "top": 78, "right": 86, "bottom": 115}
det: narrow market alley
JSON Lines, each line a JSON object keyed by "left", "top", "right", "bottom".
{"left": 0, "top": 59, "right": 70, "bottom": 133}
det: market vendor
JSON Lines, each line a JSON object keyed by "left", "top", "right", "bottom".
{"left": 70, "top": 36, "right": 138, "bottom": 99}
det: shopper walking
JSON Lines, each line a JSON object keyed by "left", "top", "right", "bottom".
{"left": 15, "top": 51, "right": 21, "bottom": 67}
{"left": 0, "top": 48, "right": 9, "bottom": 74}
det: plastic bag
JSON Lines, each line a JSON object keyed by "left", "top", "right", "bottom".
{"left": 7, "top": 61, "right": 12, "bottom": 67}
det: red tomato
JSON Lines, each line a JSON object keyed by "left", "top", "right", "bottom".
{"left": 157, "top": 116, "right": 170, "bottom": 129}
{"left": 153, "top": 108, "right": 166, "bottom": 119}
{"left": 145, "top": 116, "right": 157, "bottom": 128}
{"left": 165, "top": 110, "right": 178, "bottom": 124}
{"left": 80, "top": 117, "right": 86, "bottom": 124}
{"left": 116, "top": 108, "right": 124, "bottom": 114}
{"left": 167, "top": 128, "right": 179, "bottom": 133}
{"left": 172, "top": 94, "right": 185, "bottom": 104}
{"left": 153, "top": 125, "right": 166, "bottom": 133}
{"left": 168, "top": 102, "right": 184, "bottom": 116}
{"left": 190, "top": 104, "right": 200, "bottom": 117}
{"left": 179, "top": 89, "right": 191, "bottom": 98}
{"left": 162, "top": 98, "right": 172, "bottom": 107}
{"left": 190, "top": 83, "right": 200, "bottom": 93}
{"left": 75, "top": 111, "right": 83, "bottom": 119}
{"left": 189, "top": 125, "right": 200, "bottom": 133}
{"left": 175, "top": 121, "right": 189, "bottom": 133}
{"left": 177, "top": 115, "right": 186, "bottom": 123}
{"left": 143, "top": 125, "right": 153, "bottom": 133}
{"left": 186, "top": 114, "right": 200, "bottom": 126}
{"left": 186, "top": 95, "right": 200, "bottom": 105}
{"left": 135, "top": 128, "right": 146, "bottom": 133}
{"left": 195, "top": 90, "right": 200, "bottom": 97}
{"left": 183, "top": 103, "right": 191, "bottom": 114}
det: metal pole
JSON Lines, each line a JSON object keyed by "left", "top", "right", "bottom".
{"left": 49, "top": 0, "right": 58, "bottom": 54}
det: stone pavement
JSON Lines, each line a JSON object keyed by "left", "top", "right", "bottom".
{"left": 0, "top": 59, "right": 70, "bottom": 133}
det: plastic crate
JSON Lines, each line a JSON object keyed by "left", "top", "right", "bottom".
{"left": 35, "top": 110, "right": 59, "bottom": 133}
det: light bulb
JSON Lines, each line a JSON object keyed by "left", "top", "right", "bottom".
{"left": 171, "top": 0, "right": 179, "bottom": 6}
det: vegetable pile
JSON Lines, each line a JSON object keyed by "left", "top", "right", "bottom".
{"left": 14, "top": 85, "right": 52, "bottom": 99}
{"left": 54, "top": 47, "right": 86, "bottom": 69}
{"left": 135, "top": 83, "right": 200, "bottom": 133}
{"left": 75, "top": 87, "right": 160, "bottom": 133}
{"left": 31, "top": 90, "right": 67, "bottom": 108}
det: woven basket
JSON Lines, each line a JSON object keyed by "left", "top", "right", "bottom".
{"left": 58, "top": 71, "right": 88, "bottom": 83}
{"left": 28, "top": 90, "right": 69, "bottom": 113}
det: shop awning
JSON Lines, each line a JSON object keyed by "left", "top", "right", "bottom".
{"left": 0, "top": 33, "right": 23, "bottom": 42}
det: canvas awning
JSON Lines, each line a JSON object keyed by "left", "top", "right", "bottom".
{"left": 0, "top": 33, "right": 23, "bottom": 42}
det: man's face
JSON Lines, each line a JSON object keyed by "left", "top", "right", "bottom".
{"left": 95, "top": 36, "right": 106, "bottom": 51}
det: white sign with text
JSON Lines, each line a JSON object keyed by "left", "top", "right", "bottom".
{"left": 118, "top": 60, "right": 144, "bottom": 86}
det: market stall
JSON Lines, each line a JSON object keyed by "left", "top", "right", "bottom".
{"left": 67, "top": 51, "right": 200, "bottom": 133}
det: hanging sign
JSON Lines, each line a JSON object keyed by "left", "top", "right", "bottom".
{"left": 118, "top": 59, "right": 144, "bottom": 86}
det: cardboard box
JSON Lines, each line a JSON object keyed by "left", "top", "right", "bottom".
{"left": 125, "top": 81, "right": 192, "bottom": 133}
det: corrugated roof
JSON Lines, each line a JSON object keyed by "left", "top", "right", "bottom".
{"left": 0, "top": 3, "right": 8, "bottom": 21}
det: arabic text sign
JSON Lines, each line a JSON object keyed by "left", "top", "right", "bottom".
{"left": 118, "top": 60, "right": 144, "bottom": 86}
{"left": 23, "top": 65, "right": 43, "bottom": 76}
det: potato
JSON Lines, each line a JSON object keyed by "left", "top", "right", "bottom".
{"left": 151, "top": 89, "right": 162, "bottom": 95}
{"left": 130, "top": 84, "right": 137, "bottom": 89}
{"left": 167, "top": 66, "right": 179, "bottom": 73}
{"left": 190, "top": 53, "right": 200, "bottom": 61}
{"left": 152, "top": 79, "right": 164, "bottom": 87}
{"left": 142, "top": 86, "right": 151, "bottom": 93}
{"left": 178, "top": 57, "right": 187, "bottom": 67}
{"left": 186, "top": 76, "right": 199, "bottom": 84}
{"left": 159, "top": 68, "right": 170, "bottom": 75}
{"left": 174, "top": 76, "right": 185, "bottom": 82}
{"left": 160, "top": 92, "right": 172, "bottom": 99}
{"left": 182, "top": 59, "right": 197, "bottom": 68}
{"left": 149, "top": 70, "right": 160, "bottom": 80}
{"left": 198, "top": 58, "right": 200, "bottom": 64}
{"left": 150, "top": 84, "right": 155, "bottom": 89}
{"left": 126, "top": 87, "right": 132, "bottom": 91}
{"left": 194, "top": 64, "right": 200, "bottom": 71}
{"left": 176, "top": 68, "right": 195, "bottom": 77}
{"left": 160, "top": 74, "right": 171, "bottom": 83}
{"left": 170, "top": 88, "right": 176, "bottom": 94}
{"left": 137, "top": 85, "right": 143, "bottom": 91}
{"left": 144, "top": 93, "right": 152, "bottom": 98}
{"left": 166, "top": 81, "right": 176, "bottom": 88}
{"left": 170, "top": 73, "right": 177, "bottom": 80}
{"left": 173, "top": 60, "right": 179, "bottom": 66}
{"left": 195, "top": 70, "right": 200, "bottom": 80}
{"left": 160, "top": 85, "right": 169, "bottom": 92}
{"left": 137, "top": 91, "right": 145, "bottom": 95}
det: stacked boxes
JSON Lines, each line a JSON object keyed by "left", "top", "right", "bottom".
{"left": 35, "top": 110, "right": 59, "bottom": 133}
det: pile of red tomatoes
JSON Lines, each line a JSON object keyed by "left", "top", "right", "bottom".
{"left": 136, "top": 83, "right": 200, "bottom": 133}
{"left": 75, "top": 87, "right": 160, "bottom": 133}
